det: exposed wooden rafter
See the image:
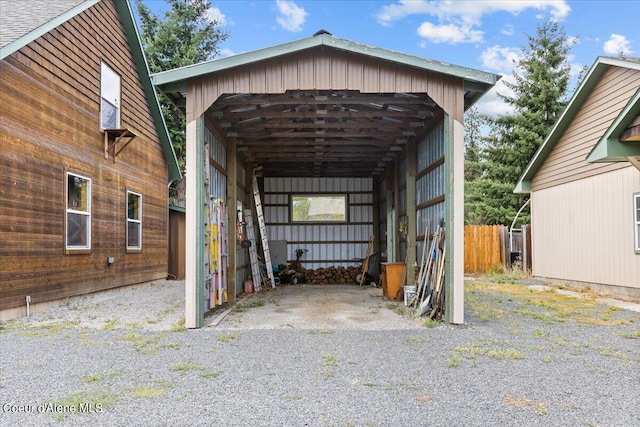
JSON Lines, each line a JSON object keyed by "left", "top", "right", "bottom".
{"left": 206, "top": 89, "right": 441, "bottom": 177}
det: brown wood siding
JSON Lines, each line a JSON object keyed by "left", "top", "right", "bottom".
{"left": 0, "top": 0, "right": 170, "bottom": 310}
{"left": 188, "top": 49, "right": 464, "bottom": 123}
{"left": 532, "top": 67, "right": 640, "bottom": 191}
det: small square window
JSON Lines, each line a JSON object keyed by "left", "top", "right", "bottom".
{"left": 127, "top": 191, "right": 142, "bottom": 250}
{"left": 66, "top": 172, "right": 91, "bottom": 250}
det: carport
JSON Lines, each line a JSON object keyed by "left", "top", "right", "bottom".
{"left": 152, "top": 31, "right": 499, "bottom": 328}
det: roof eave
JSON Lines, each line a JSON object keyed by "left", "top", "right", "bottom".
{"left": 116, "top": 0, "right": 181, "bottom": 182}
{"left": 586, "top": 87, "right": 640, "bottom": 163}
{"left": 515, "top": 57, "right": 640, "bottom": 193}
{"left": 152, "top": 32, "right": 499, "bottom": 94}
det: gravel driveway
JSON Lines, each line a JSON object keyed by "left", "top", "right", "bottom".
{"left": 1, "top": 279, "right": 639, "bottom": 427}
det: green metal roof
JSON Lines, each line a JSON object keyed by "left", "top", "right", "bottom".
{"left": 151, "top": 31, "right": 499, "bottom": 110}
{"left": 1, "top": 0, "right": 181, "bottom": 182}
{"left": 515, "top": 56, "right": 640, "bottom": 193}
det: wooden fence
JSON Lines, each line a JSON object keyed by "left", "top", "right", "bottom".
{"left": 464, "top": 224, "right": 532, "bottom": 273}
{"left": 464, "top": 225, "right": 504, "bottom": 273}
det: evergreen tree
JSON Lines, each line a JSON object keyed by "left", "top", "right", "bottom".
{"left": 472, "top": 20, "right": 573, "bottom": 225}
{"left": 463, "top": 107, "right": 489, "bottom": 224}
{"left": 135, "top": 0, "right": 228, "bottom": 205}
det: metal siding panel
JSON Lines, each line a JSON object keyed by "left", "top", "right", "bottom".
{"left": 379, "top": 66, "right": 396, "bottom": 92}
{"left": 347, "top": 58, "right": 364, "bottom": 89}
{"left": 298, "top": 55, "right": 314, "bottom": 89}
{"left": 331, "top": 56, "right": 347, "bottom": 88}
{"left": 315, "top": 56, "right": 331, "bottom": 89}
{"left": 363, "top": 63, "right": 379, "bottom": 92}
{"left": 266, "top": 61, "right": 283, "bottom": 93}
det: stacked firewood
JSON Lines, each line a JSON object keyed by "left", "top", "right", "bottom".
{"left": 301, "top": 266, "right": 361, "bottom": 284}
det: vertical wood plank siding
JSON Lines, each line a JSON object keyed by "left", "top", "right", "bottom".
{"left": 531, "top": 166, "right": 640, "bottom": 290}
{"left": 531, "top": 67, "right": 640, "bottom": 191}
{"left": 0, "top": 0, "right": 170, "bottom": 310}
{"left": 187, "top": 49, "right": 464, "bottom": 123}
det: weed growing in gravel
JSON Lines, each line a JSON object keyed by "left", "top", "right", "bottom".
{"left": 620, "top": 330, "right": 640, "bottom": 339}
{"left": 423, "top": 318, "right": 440, "bottom": 328}
{"left": 50, "top": 389, "right": 118, "bottom": 414}
{"left": 201, "top": 371, "right": 222, "bottom": 379}
{"left": 321, "top": 354, "right": 339, "bottom": 367}
{"left": 17, "top": 321, "right": 79, "bottom": 338}
{"left": 466, "top": 282, "right": 631, "bottom": 326}
{"left": 101, "top": 319, "right": 117, "bottom": 330}
{"left": 362, "top": 381, "right": 376, "bottom": 387}
{"left": 386, "top": 302, "right": 406, "bottom": 316}
{"left": 319, "top": 328, "right": 334, "bottom": 334}
{"left": 369, "top": 304, "right": 381, "bottom": 314}
{"left": 233, "top": 299, "right": 266, "bottom": 313}
{"left": 452, "top": 340, "right": 526, "bottom": 363}
{"left": 170, "top": 317, "right": 186, "bottom": 332}
{"left": 81, "top": 371, "right": 122, "bottom": 383}
{"left": 217, "top": 333, "right": 239, "bottom": 342}
{"left": 170, "top": 363, "right": 204, "bottom": 373}
{"left": 446, "top": 354, "right": 462, "bottom": 367}
{"left": 131, "top": 386, "right": 166, "bottom": 398}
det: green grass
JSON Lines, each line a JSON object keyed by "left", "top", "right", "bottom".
{"left": 201, "top": 371, "right": 222, "bottom": 379}
{"left": 217, "top": 332, "right": 239, "bottom": 342}
{"left": 321, "top": 354, "right": 339, "bottom": 367}
{"left": 130, "top": 386, "right": 166, "bottom": 398}
{"left": 50, "top": 389, "right": 118, "bottom": 414}
{"left": 169, "top": 363, "right": 204, "bottom": 373}
{"left": 233, "top": 299, "right": 266, "bottom": 312}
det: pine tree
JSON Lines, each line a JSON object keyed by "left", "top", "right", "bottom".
{"left": 472, "top": 20, "right": 573, "bottom": 225}
{"left": 135, "top": 0, "right": 228, "bottom": 205}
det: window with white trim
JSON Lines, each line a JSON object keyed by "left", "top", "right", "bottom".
{"left": 66, "top": 172, "right": 91, "bottom": 250}
{"left": 100, "top": 62, "right": 120, "bottom": 129}
{"left": 634, "top": 193, "right": 640, "bottom": 253}
{"left": 127, "top": 191, "right": 142, "bottom": 250}
{"left": 291, "top": 195, "right": 347, "bottom": 222}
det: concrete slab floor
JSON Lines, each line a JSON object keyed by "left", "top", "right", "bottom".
{"left": 211, "top": 284, "right": 425, "bottom": 330}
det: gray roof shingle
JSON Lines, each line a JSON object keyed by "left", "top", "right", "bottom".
{"left": 0, "top": 0, "right": 86, "bottom": 48}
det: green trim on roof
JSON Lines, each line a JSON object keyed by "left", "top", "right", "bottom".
{"left": 586, "top": 88, "right": 640, "bottom": 163}
{"left": 115, "top": 0, "right": 181, "bottom": 181}
{"left": 151, "top": 32, "right": 499, "bottom": 93}
{"left": 0, "top": 0, "right": 100, "bottom": 60}
{"left": 515, "top": 57, "right": 640, "bottom": 194}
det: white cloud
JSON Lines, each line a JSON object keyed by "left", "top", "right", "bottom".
{"left": 205, "top": 7, "right": 226, "bottom": 26}
{"left": 479, "top": 46, "right": 521, "bottom": 72}
{"left": 501, "top": 24, "right": 514, "bottom": 36}
{"left": 474, "top": 74, "right": 517, "bottom": 117}
{"left": 376, "top": 0, "right": 571, "bottom": 44}
{"left": 603, "top": 34, "right": 633, "bottom": 56}
{"left": 417, "top": 22, "right": 483, "bottom": 44}
{"left": 275, "top": 0, "right": 308, "bottom": 32}
{"left": 219, "top": 48, "right": 236, "bottom": 58}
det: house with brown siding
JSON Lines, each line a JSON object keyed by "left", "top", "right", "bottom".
{"left": 0, "top": 0, "right": 181, "bottom": 319}
{"left": 516, "top": 57, "right": 640, "bottom": 299}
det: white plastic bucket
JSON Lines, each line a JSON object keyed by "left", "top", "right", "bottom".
{"left": 404, "top": 285, "right": 416, "bottom": 306}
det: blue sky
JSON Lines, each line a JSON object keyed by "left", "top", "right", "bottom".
{"left": 138, "top": 0, "right": 640, "bottom": 117}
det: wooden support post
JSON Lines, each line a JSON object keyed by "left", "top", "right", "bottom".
{"left": 226, "top": 137, "right": 238, "bottom": 305}
{"left": 385, "top": 165, "right": 394, "bottom": 262}
{"left": 444, "top": 114, "right": 464, "bottom": 324}
{"left": 185, "top": 115, "right": 205, "bottom": 328}
{"left": 405, "top": 138, "right": 417, "bottom": 284}
{"left": 393, "top": 155, "right": 401, "bottom": 262}
{"left": 372, "top": 179, "right": 380, "bottom": 256}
